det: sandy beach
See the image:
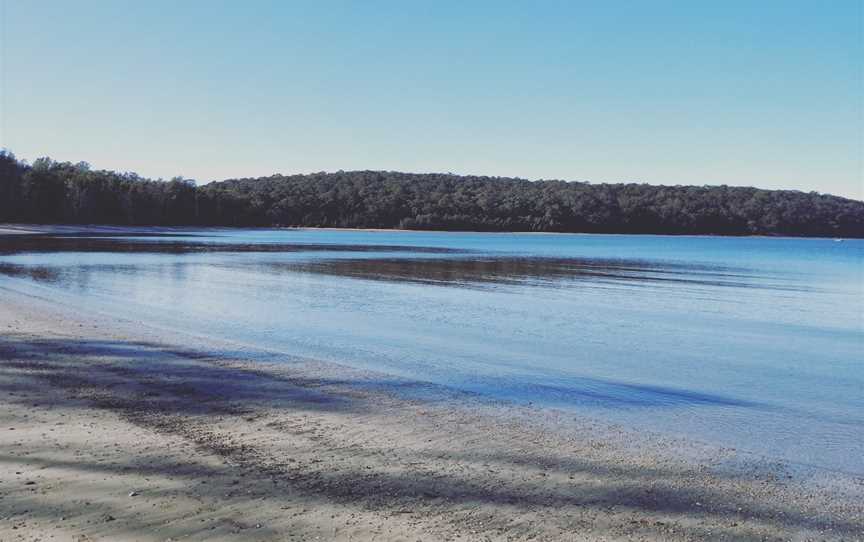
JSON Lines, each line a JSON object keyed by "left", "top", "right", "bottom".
{"left": 1, "top": 286, "right": 862, "bottom": 541}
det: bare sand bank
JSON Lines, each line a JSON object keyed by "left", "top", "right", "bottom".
{"left": 0, "top": 287, "right": 862, "bottom": 541}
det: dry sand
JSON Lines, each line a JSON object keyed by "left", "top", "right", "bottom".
{"left": 1, "top": 287, "right": 862, "bottom": 541}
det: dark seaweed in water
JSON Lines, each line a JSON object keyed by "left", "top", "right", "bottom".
{"left": 0, "top": 263, "right": 60, "bottom": 283}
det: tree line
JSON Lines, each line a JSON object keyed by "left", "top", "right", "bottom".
{"left": 1, "top": 151, "right": 862, "bottom": 237}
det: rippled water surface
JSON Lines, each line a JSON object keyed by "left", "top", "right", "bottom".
{"left": 1, "top": 228, "right": 862, "bottom": 473}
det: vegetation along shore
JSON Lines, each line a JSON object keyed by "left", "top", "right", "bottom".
{"left": 1, "top": 151, "right": 862, "bottom": 237}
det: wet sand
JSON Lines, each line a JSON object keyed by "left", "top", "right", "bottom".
{"left": 1, "top": 287, "right": 862, "bottom": 541}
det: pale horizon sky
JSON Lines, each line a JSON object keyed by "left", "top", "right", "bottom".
{"left": 1, "top": 0, "right": 862, "bottom": 199}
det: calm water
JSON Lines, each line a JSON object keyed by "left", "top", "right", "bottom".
{"left": 1, "top": 229, "right": 862, "bottom": 473}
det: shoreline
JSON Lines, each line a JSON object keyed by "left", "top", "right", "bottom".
{"left": 0, "top": 222, "right": 858, "bottom": 241}
{"left": 1, "top": 286, "right": 863, "bottom": 540}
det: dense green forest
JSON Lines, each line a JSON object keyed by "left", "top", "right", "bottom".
{"left": 1, "top": 151, "right": 862, "bottom": 237}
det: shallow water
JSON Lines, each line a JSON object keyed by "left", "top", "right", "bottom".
{"left": 1, "top": 229, "right": 862, "bottom": 473}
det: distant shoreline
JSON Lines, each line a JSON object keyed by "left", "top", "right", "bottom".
{"left": 0, "top": 223, "right": 856, "bottom": 241}
{"left": 3, "top": 153, "right": 862, "bottom": 238}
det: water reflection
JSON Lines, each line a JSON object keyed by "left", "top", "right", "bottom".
{"left": 0, "top": 233, "right": 793, "bottom": 292}
{"left": 264, "top": 256, "right": 788, "bottom": 290}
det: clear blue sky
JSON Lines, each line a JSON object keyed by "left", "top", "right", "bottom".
{"left": 1, "top": 0, "right": 861, "bottom": 199}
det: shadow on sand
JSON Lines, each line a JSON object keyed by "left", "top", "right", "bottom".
{"left": 1, "top": 335, "right": 860, "bottom": 540}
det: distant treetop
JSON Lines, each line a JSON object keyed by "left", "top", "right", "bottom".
{"left": 1, "top": 151, "right": 862, "bottom": 237}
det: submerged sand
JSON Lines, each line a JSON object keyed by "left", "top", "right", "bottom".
{"left": 0, "top": 287, "right": 862, "bottom": 541}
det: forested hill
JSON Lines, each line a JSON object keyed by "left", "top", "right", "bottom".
{"left": 1, "top": 152, "right": 862, "bottom": 237}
